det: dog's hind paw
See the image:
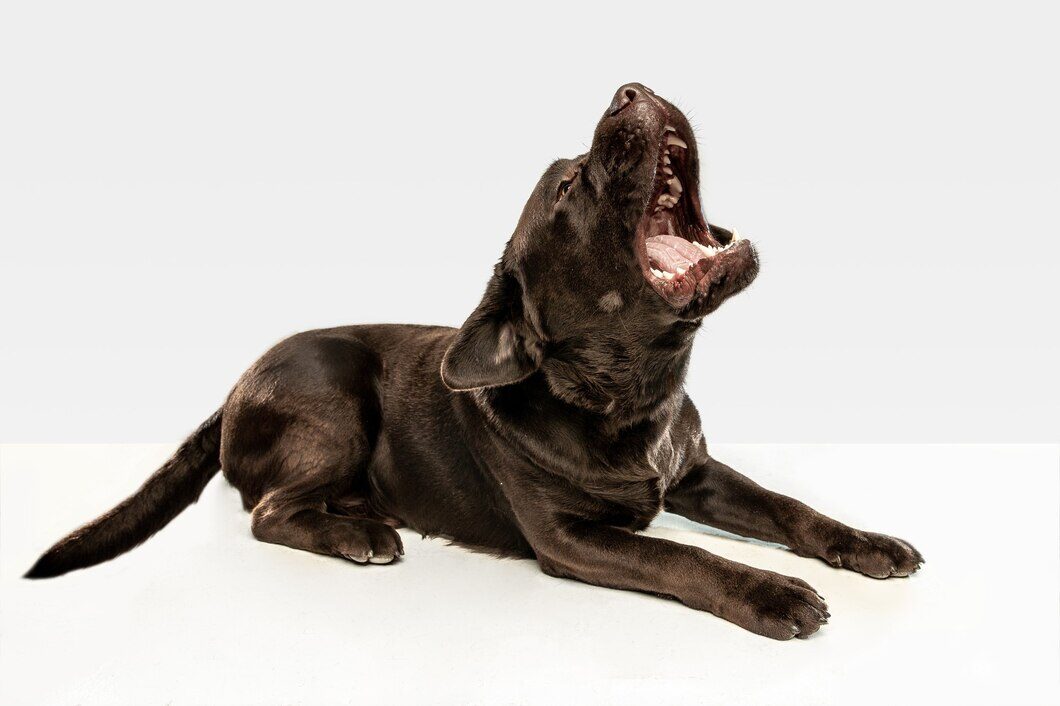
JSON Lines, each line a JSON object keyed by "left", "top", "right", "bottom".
{"left": 333, "top": 521, "right": 404, "bottom": 566}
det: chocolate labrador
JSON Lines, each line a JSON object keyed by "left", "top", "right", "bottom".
{"left": 27, "top": 83, "right": 923, "bottom": 640}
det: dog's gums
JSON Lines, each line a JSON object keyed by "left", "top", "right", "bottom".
{"left": 25, "top": 83, "right": 922, "bottom": 642}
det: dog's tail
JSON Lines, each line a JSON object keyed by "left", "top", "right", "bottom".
{"left": 24, "top": 409, "right": 224, "bottom": 579}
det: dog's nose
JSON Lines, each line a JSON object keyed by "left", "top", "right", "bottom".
{"left": 608, "top": 83, "right": 653, "bottom": 116}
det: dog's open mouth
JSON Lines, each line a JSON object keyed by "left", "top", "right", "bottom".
{"left": 635, "top": 124, "right": 755, "bottom": 310}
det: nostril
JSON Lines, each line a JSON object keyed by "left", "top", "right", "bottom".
{"left": 608, "top": 84, "right": 644, "bottom": 116}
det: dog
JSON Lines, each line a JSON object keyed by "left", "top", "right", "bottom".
{"left": 27, "top": 83, "right": 923, "bottom": 640}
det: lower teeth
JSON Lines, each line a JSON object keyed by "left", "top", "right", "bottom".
{"left": 650, "top": 235, "right": 745, "bottom": 281}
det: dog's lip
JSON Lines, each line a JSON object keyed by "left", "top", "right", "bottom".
{"left": 639, "top": 237, "right": 758, "bottom": 312}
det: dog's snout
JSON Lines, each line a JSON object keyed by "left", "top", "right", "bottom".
{"left": 608, "top": 83, "right": 653, "bottom": 116}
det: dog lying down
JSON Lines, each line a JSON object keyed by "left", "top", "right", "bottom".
{"left": 27, "top": 83, "right": 923, "bottom": 640}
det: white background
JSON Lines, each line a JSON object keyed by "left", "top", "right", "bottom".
{"left": 3, "top": 444, "right": 1058, "bottom": 705}
{"left": 1, "top": 0, "right": 1057, "bottom": 443}
{"left": 2, "top": 3, "right": 1059, "bottom": 706}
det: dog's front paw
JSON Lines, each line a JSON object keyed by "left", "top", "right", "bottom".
{"left": 716, "top": 569, "right": 830, "bottom": 641}
{"left": 820, "top": 530, "right": 924, "bottom": 579}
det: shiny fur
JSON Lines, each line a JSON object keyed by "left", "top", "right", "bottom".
{"left": 27, "top": 84, "right": 922, "bottom": 640}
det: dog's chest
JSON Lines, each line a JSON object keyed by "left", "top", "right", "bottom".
{"left": 615, "top": 407, "right": 690, "bottom": 486}
{"left": 583, "top": 427, "right": 687, "bottom": 530}
{"left": 582, "top": 475, "right": 665, "bottom": 530}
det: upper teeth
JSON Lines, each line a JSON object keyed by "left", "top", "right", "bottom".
{"left": 666, "top": 133, "right": 688, "bottom": 149}
{"left": 654, "top": 128, "right": 689, "bottom": 211}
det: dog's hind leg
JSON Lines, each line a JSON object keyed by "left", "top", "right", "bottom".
{"left": 233, "top": 419, "right": 404, "bottom": 565}
{"left": 221, "top": 331, "right": 403, "bottom": 565}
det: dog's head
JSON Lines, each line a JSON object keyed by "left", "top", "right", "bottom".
{"left": 442, "top": 84, "right": 759, "bottom": 413}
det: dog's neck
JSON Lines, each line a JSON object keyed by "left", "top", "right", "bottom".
{"left": 537, "top": 319, "right": 700, "bottom": 426}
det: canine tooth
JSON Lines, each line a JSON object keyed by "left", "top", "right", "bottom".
{"left": 666, "top": 134, "right": 688, "bottom": 149}
{"left": 651, "top": 267, "right": 665, "bottom": 278}
{"left": 731, "top": 229, "right": 743, "bottom": 243}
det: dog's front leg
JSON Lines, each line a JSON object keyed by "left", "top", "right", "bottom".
{"left": 523, "top": 513, "right": 829, "bottom": 640}
{"left": 665, "top": 455, "right": 924, "bottom": 578}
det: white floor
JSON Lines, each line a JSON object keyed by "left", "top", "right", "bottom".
{"left": 1, "top": 444, "right": 1057, "bottom": 705}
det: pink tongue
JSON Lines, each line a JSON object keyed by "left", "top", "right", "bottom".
{"left": 646, "top": 235, "right": 704, "bottom": 272}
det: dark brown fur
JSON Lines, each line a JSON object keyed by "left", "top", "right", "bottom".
{"left": 27, "top": 84, "right": 923, "bottom": 640}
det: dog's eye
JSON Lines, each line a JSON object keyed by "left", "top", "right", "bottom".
{"left": 556, "top": 161, "right": 585, "bottom": 203}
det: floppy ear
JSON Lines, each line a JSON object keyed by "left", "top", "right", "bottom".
{"left": 441, "top": 270, "right": 543, "bottom": 391}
